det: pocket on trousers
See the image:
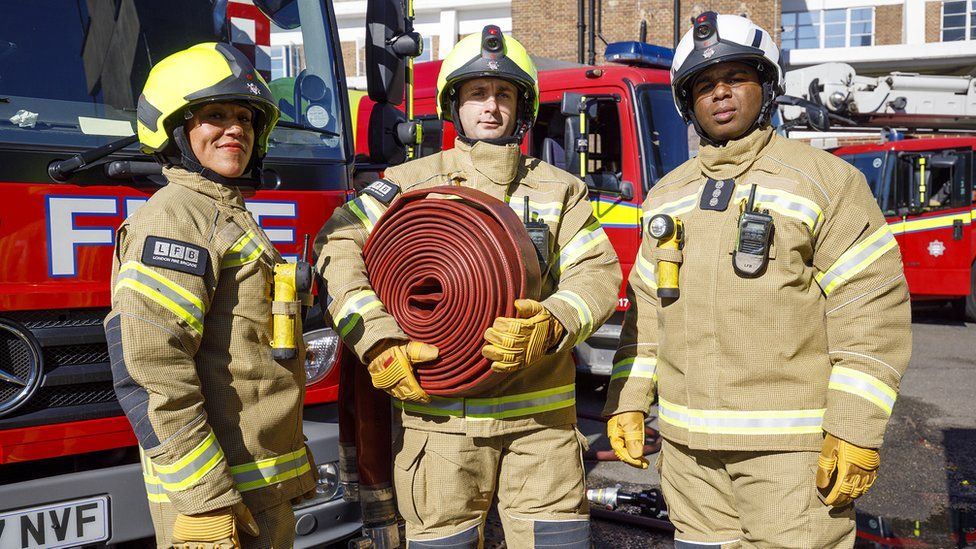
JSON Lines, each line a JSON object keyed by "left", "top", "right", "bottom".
{"left": 394, "top": 430, "right": 428, "bottom": 527}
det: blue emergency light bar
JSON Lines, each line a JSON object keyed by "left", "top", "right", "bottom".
{"left": 604, "top": 42, "right": 673, "bottom": 69}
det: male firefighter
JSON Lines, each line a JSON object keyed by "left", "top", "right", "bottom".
{"left": 603, "top": 13, "right": 912, "bottom": 548}
{"left": 105, "top": 43, "right": 315, "bottom": 548}
{"left": 315, "top": 27, "right": 620, "bottom": 548}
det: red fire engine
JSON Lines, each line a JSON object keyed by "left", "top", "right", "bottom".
{"left": 352, "top": 42, "right": 691, "bottom": 375}
{"left": 783, "top": 63, "right": 976, "bottom": 320}
{"left": 0, "top": 0, "right": 413, "bottom": 545}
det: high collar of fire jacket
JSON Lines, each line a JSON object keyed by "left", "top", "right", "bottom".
{"left": 698, "top": 126, "right": 775, "bottom": 181}
{"left": 453, "top": 138, "right": 522, "bottom": 186}
{"left": 163, "top": 166, "right": 247, "bottom": 210}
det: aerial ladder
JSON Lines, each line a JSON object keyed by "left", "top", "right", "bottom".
{"left": 780, "top": 62, "right": 976, "bottom": 132}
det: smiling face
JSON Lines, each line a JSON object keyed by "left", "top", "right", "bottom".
{"left": 691, "top": 61, "right": 764, "bottom": 142}
{"left": 184, "top": 102, "right": 255, "bottom": 178}
{"left": 456, "top": 77, "right": 518, "bottom": 140}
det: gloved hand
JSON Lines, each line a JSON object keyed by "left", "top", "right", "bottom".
{"left": 171, "top": 502, "right": 259, "bottom": 549}
{"left": 367, "top": 341, "right": 438, "bottom": 403}
{"left": 607, "top": 411, "right": 648, "bottom": 469}
{"left": 482, "top": 299, "right": 565, "bottom": 373}
{"left": 816, "top": 432, "right": 880, "bottom": 507}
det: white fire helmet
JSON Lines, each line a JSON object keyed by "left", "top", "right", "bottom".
{"left": 670, "top": 12, "right": 783, "bottom": 136}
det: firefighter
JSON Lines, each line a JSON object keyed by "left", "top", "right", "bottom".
{"left": 603, "top": 13, "right": 912, "bottom": 548}
{"left": 315, "top": 26, "right": 620, "bottom": 548}
{"left": 105, "top": 43, "right": 315, "bottom": 548}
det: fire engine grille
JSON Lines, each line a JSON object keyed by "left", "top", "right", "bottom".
{"left": 4, "top": 308, "right": 105, "bottom": 330}
{"left": 44, "top": 344, "right": 111, "bottom": 370}
{"left": 15, "top": 383, "right": 118, "bottom": 414}
{"left": 0, "top": 329, "right": 35, "bottom": 404}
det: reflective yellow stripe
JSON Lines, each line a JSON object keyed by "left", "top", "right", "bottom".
{"left": 230, "top": 447, "right": 311, "bottom": 492}
{"left": 635, "top": 251, "right": 657, "bottom": 291}
{"left": 335, "top": 289, "right": 382, "bottom": 337}
{"left": 394, "top": 384, "right": 576, "bottom": 420}
{"left": 734, "top": 185, "right": 824, "bottom": 232}
{"left": 658, "top": 398, "right": 825, "bottom": 435}
{"left": 816, "top": 225, "right": 897, "bottom": 295}
{"left": 645, "top": 187, "right": 701, "bottom": 222}
{"left": 553, "top": 220, "right": 609, "bottom": 275}
{"left": 549, "top": 290, "right": 594, "bottom": 344}
{"left": 348, "top": 194, "right": 384, "bottom": 234}
{"left": 828, "top": 366, "right": 897, "bottom": 416}
{"left": 611, "top": 356, "right": 657, "bottom": 381}
{"left": 115, "top": 261, "right": 206, "bottom": 334}
{"left": 221, "top": 230, "right": 264, "bottom": 269}
{"left": 151, "top": 431, "right": 225, "bottom": 492}
{"left": 505, "top": 194, "right": 563, "bottom": 223}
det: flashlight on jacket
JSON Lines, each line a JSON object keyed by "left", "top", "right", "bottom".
{"left": 648, "top": 214, "right": 683, "bottom": 299}
{"left": 271, "top": 236, "right": 313, "bottom": 360}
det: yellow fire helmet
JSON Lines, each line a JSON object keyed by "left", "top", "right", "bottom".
{"left": 137, "top": 42, "right": 280, "bottom": 160}
{"left": 435, "top": 25, "right": 539, "bottom": 141}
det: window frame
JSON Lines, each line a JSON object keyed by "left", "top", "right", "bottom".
{"left": 941, "top": 0, "right": 976, "bottom": 41}
{"left": 781, "top": 6, "right": 875, "bottom": 50}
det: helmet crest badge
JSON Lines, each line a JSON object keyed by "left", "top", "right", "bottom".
{"left": 246, "top": 81, "right": 260, "bottom": 95}
{"left": 702, "top": 47, "right": 715, "bottom": 59}
{"left": 487, "top": 59, "right": 499, "bottom": 71}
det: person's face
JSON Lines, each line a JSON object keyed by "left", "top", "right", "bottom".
{"left": 185, "top": 102, "right": 255, "bottom": 178}
{"left": 691, "top": 61, "right": 764, "bottom": 142}
{"left": 456, "top": 78, "right": 518, "bottom": 140}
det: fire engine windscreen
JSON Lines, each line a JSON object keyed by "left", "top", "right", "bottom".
{"left": 0, "top": 0, "right": 344, "bottom": 162}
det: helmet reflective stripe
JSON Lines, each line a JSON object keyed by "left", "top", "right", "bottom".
{"left": 670, "top": 13, "right": 783, "bottom": 129}
{"left": 435, "top": 26, "right": 539, "bottom": 139}
{"left": 137, "top": 42, "right": 280, "bottom": 159}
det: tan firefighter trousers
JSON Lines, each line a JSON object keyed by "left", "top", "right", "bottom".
{"left": 393, "top": 425, "right": 590, "bottom": 548}
{"left": 659, "top": 439, "right": 856, "bottom": 549}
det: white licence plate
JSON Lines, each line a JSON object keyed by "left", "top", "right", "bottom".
{"left": 0, "top": 496, "right": 109, "bottom": 549}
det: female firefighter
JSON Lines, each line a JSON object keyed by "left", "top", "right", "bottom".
{"left": 105, "top": 42, "right": 315, "bottom": 548}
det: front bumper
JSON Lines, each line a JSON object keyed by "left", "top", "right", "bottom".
{"left": 0, "top": 407, "right": 361, "bottom": 545}
{"left": 574, "top": 321, "right": 622, "bottom": 376}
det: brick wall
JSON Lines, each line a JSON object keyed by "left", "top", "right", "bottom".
{"left": 513, "top": 0, "right": 779, "bottom": 64}
{"left": 339, "top": 41, "right": 363, "bottom": 76}
{"left": 874, "top": 4, "right": 903, "bottom": 45}
{"left": 926, "top": 0, "right": 942, "bottom": 43}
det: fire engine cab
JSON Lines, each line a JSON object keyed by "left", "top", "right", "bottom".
{"left": 783, "top": 63, "right": 976, "bottom": 320}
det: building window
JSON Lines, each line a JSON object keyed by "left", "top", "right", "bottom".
{"left": 942, "top": 0, "right": 976, "bottom": 41}
{"left": 782, "top": 7, "right": 874, "bottom": 49}
{"left": 271, "top": 45, "right": 288, "bottom": 80}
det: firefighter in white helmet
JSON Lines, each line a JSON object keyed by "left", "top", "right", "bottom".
{"left": 603, "top": 12, "right": 912, "bottom": 548}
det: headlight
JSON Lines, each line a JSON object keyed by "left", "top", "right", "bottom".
{"left": 316, "top": 461, "right": 341, "bottom": 500}
{"left": 304, "top": 327, "right": 339, "bottom": 386}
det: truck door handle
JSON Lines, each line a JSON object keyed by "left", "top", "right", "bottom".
{"left": 954, "top": 219, "right": 964, "bottom": 240}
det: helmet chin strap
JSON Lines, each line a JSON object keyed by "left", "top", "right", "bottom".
{"left": 172, "top": 125, "right": 263, "bottom": 188}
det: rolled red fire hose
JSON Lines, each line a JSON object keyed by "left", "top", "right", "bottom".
{"left": 363, "top": 185, "right": 542, "bottom": 396}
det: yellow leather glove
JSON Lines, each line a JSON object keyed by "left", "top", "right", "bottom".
{"left": 607, "top": 411, "right": 648, "bottom": 469}
{"left": 171, "top": 502, "right": 259, "bottom": 549}
{"left": 482, "top": 299, "right": 565, "bottom": 373}
{"left": 367, "top": 341, "right": 438, "bottom": 403}
{"left": 816, "top": 432, "right": 880, "bottom": 507}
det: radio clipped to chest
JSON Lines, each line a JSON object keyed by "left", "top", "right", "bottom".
{"left": 733, "top": 184, "right": 774, "bottom": 278}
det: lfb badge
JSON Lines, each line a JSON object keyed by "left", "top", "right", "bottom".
{"left": 928, "top": 239, "right": 946, "bottom": 257}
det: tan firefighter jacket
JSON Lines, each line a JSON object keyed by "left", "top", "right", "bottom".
{"left": 105, "top": 167, "right": 315, "bottom": 515}
{"left": 315, "top": 139, "right": 621, "bottom": 437}
{"left": 603, "top": 127, "right": 912, "bottom": 452}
